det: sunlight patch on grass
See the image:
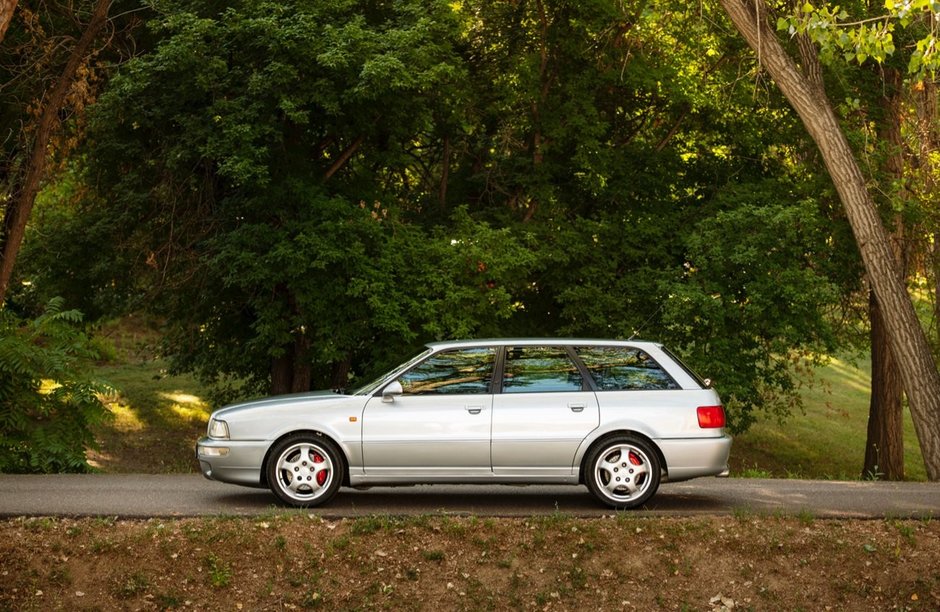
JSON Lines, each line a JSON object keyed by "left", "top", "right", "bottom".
{"left": 160, "top": 392, "right": 204, "bottom": 405}
{"left": 103, "top": 402, "right": 145, "bottom": 431}
{"left": 823, "top": 357, "right": 872, "bottom": 394}
{"left": 159, "top": 391, "right": 211, "bottom": 424}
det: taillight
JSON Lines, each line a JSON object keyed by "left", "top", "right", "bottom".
{"left": 697, "top": 405, "right": 725, "bottom": 429}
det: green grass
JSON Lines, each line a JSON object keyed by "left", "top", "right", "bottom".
{"left": 90, "top": 358, "right": 213, "bottom": 473}
{"left": 730, "top": 354, "right": 927, "bottom": 481}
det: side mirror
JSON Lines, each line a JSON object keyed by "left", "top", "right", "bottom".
{"left": 382, "top": 380, "right": 403, "bottom": 403}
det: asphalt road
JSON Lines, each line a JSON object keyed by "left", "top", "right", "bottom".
{"left": 0, "top": 475, "right": 938, "bottom": 519}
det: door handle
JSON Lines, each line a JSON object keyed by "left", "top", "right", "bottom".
{"left": 466, "top": 406, "right": 483, "bottom": 415}
{"left": 569, "top": 404, "right": 585, "bottom": 413}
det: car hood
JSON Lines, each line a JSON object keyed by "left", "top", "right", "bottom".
{"left": 212, "top": 389, "right": 352, "bottom": 419}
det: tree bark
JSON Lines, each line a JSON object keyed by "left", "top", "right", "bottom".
{"left": 331, "top": 356, "right": 352, "bottom": 391}
{"left": 270, "top": 351, "right": 294, "bottom": 396}
{"left": 720, "top": 0, "right": 940, "bottom": 480}
{"left": 863, "top": 67, "right": 906, "bottom": 481}
{"left": 913, "top": 81, "right": 940, "bottom": 345}
{"left": 323, "top": 135, "right": 363, "bottom": 181}
{"left": 865, "top": 290, "right": 905, "bottom": 479}
{"left": 290, "top": 331, "right": 311, "bottom": 393}
{"left": 0, "top": 0, "right": 17, "bottom": 46}
{"left": 0, "top": 0, "right": 111, "bottom": 304}
{"left": 439, "top": 135, "right": 450, "bottom": 209}
{"left": 269, "top": 335, "right": 312, "bottom": 395}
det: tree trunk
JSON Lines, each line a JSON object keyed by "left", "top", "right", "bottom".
{"left": 0, "top": 0, "right": 111, "bottom": 304}
{"left": 270, "top": 352, "right": 294, "bottom": 396}
{"left": 865, "top": 290, "right": 905, "bottom": 479}
{"left": 291, "top": 331, "right": 311, "bottom": 393}
{"left": 720, "top": 0, "right": 940, "bottom": 480}
{"left": 331, "top": 356, "right": 352, "bottom": 391}
{"left": 913, "top": 81, "right": 940, "bottom": 346}
{"left": 269, "top": 335, "right": 312, "bottom": 395}
{"left": 0, "top": 0, "right": 17, "bottom": 45}
{"left": 863, "top": 67, "right": 907, "bottom": 480}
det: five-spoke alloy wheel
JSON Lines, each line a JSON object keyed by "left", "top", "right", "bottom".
{"left": 266, "top": 434, "right": 344, "bottom": 507}
{"left": 585, "top": 435, "right": 661, "bottom": 509}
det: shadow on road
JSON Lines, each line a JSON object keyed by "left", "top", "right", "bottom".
{"left": 206, "top": 485, "right": 727, "bottom": 517}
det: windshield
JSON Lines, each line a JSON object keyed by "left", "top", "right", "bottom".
{"left": 352, "top": 348, "right": 433, "bottom": 396}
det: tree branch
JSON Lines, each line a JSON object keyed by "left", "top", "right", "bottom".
{"left": 0, "top": 0, "right": 112, "bottom": 303}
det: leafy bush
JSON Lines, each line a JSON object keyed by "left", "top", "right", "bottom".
{"left": 0, "top": 298, "right": 112, "bottom": 473}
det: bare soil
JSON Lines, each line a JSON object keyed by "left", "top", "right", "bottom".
{"left": 2, "top": 513, "right": 938, "bottom": 611}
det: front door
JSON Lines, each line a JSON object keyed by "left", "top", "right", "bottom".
{"left": 361, "top": 347, "right": 496, "bottom": 477}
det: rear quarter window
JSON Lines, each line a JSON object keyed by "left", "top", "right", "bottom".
{"left": 576, "top": 346, "right": 680, "bottom": 391}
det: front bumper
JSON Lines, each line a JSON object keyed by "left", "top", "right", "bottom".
{"left": 195, "top": 437, "right": 269, "bottom": 487}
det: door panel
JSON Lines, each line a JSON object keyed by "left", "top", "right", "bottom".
{"left": 492, "top": 345, "right": 600, "bottom": 475}
{"left": 492, "top": 391, "right": 599, "bottom": 474}
{"left": 361, "top": 394, "right": 492, "bottom": 475}
{"left": 361, "top": 347, "right": 496, "bottom": 477}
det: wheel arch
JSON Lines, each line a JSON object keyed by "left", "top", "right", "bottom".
{"left": 260, "top": 429, "right": 351, "bottom": 488}
{"left": 578, "top": 429, "right": 667, "bottom": 485}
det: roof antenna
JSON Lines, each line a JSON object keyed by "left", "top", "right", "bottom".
{"left": 627, "top": 300, "right": 668, "bottom": 341}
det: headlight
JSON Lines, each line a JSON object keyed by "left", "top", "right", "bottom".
{"left": 208, "top": 418, "right": 230, "bottom": 439}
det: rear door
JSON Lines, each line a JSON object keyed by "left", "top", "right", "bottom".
{"left": 491, "top": 345, "right": 599, "bottom": 476}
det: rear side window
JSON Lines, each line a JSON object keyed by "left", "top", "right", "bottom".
{"left": 502, "top": 346, "right": 584, "bottom": 393}
{"left": 576, "top": 346, "right": 679, "bottom": 391}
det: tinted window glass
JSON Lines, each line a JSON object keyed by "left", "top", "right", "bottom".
{"left": 399, "top": 348, "right": 495, "bottom": 395}
{"left": 576, "top": 346, "right": 679, "bottom": 391}
{"left": 502, "top": 346, "right": 583, "bottom": 393}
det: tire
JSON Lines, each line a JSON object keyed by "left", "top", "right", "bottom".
{"left": 266, "top": 433, "right": 344, "bottom": 507}
{"left": 584, "top": 434, "right": 661, "bottom": 509}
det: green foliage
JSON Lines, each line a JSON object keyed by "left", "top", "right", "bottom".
{"left": 661, "top": 185, "right": 853, "bottom": 431}
{"left": 12, "top": 168, "right": 138, "bottom": 320}
{"left": 204, "top": 553, "right": 232, "bottom": 588}
{"left": 0, "top": 299, "right": 113, "bottom": 473}
{"left": 16, "top": 0, "right": 864, "bottom": 432}
{"left": 779, "top": 1, "right": 940, "bottom": 76}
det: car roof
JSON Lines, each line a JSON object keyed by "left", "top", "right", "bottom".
{"left": 425, "top": 338, "right": 663, "bottom": 351}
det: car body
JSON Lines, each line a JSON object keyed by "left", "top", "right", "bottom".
{"left": 196, "top": 339, "right": 731, "bottom": 509}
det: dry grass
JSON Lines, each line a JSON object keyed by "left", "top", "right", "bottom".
{"left": 2, "top": 514, "right": 939, "bottom": 611}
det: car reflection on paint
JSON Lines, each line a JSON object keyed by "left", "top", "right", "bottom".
{"left": 196, "top": 339, "right": 731, "bottom": 509}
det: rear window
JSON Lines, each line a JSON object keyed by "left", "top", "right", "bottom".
{"left": 660, "top": 346, "right": 708, "bottom": 389}
{"left": 575, "top": 346, "right": 679, "bottom": 391}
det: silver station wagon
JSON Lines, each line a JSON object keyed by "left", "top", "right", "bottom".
{"left": 196, "top": 339, "right": 731, "bottom": 509}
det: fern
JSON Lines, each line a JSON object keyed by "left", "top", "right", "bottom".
{"left": 0, "top": 299, "right": 113, "bottom": 473}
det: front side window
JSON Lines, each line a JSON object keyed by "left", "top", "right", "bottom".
{"left": 502, "top": 346, "right": 583, "bottom": 393}
{"left": 576, "top": 346, "right": 679, "bottom": 391}
{"left": 399, "top": 348, "right": 495, "bottom": 395}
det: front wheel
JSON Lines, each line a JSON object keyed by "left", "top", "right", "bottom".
{"left": 266, "top": 434, "right": 344, "bottom": 507}
{"left": 584, "top": 435, "right": 661, "bottom": 509}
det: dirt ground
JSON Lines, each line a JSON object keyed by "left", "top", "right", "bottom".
{"left": 1, "top": 513, "right": 938, "bottom": 611}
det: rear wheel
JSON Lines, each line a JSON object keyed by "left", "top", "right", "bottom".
{"left": 266, "top": 434, "right": 344, "bottom": 507}
{"left": 584, "top": 435, "right": 661, "bottom": 509}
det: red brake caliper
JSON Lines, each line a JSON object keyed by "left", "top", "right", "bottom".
{"left": 628, "top": 451, "right": 642, "bottom": 466}
{"left": 313, "top": 452, "right": 328, "bottom": 485}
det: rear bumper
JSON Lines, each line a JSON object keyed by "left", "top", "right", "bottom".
{"left": 658, "top": 434, "right": 732, "bottom": 482}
